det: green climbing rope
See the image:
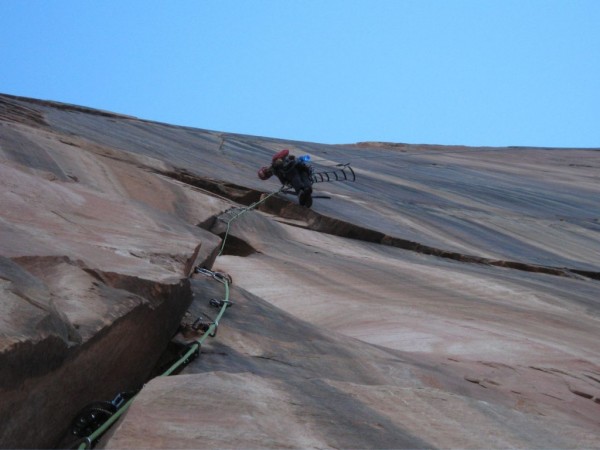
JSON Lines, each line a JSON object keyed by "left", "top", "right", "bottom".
{"left": 77, "top": 186, "right": 281, "bottom": 448}
{"left": 77, "top": 270, "right": 231, "bottom": 449}
{"left": 218, "top": 187, "right": 284, "bottom": 256}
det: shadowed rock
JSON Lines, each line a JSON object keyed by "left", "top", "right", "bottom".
{"left": 0, "top": 95, "right": 225, "bottom": 447}
{"left": 1, "top": 93, "right": 599, "bottom": 448}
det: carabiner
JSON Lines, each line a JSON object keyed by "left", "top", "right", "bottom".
{"left": 194, "top": 267, "right": 214, "bottom": 276}
{"left": 212, "top": 272, "right": 233, "bottom": 285}
{"left": 209, "top": 298, "right": 234, "bottom": 309}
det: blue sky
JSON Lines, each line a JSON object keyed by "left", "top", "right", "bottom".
{"left": 2, "top": 1, "right": 599, "bottom": 147}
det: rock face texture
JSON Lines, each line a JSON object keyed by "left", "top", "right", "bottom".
{"left": 0, "top": 95, "right": 225, "bottom": 448}
{"left": 1, "top": 93, "right": 599, "bottom": 448}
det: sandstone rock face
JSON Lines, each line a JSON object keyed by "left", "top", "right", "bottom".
{"left": 0, "top": 95, "right": 225, "bottom": 447}
{"left": 1, "top": 94, "right": 599, "bottom": 448}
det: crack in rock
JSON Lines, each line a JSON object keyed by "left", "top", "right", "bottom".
{"left": 158, "top": 168, "right": 600, "bottom": 280}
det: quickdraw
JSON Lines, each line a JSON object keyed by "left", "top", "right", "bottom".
{"left": 209, "top": 298, "right": 234, "bottom": 309}
{"left": 194, "top": 267, "right": 233, "bottom": 285}
{"left": 71, "top": 269, "right": 233, "bottom": 449}
{"left": 191, "top": 312, "right": 217, "bottom": 338}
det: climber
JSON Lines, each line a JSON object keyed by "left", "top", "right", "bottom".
{"left": 258, "top": 149, "right": 313, "bottom": 207}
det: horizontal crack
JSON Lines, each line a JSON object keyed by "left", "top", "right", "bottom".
{"left": 156, "top": 167, "right": 600, "bottom": 281}
{"left": 155, "top": 168, "right": 262, "bottom": 205}
{"left": 254, "top": 354, "right": 297, "bottom": 368}
{"left": 266, "top": 198, "right": 598, "bottom": 281}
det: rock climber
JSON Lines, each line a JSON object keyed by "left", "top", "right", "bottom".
{"left": 258, "top": 149, "right": 313, "bottom": 207}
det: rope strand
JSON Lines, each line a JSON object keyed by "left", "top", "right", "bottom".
{"left": 217, "top": 187, "right": 284, "bottom": 256}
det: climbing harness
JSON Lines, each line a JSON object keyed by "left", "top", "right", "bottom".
{"left": 71, "top": 267, "right": 233, "bottom": 449}
{"left": 278, "top": 162, "right": 354, "bottom": 200}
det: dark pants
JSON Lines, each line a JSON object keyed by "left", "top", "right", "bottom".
{"left": 288, "top": 169, "right": 312, "bottom": 194}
